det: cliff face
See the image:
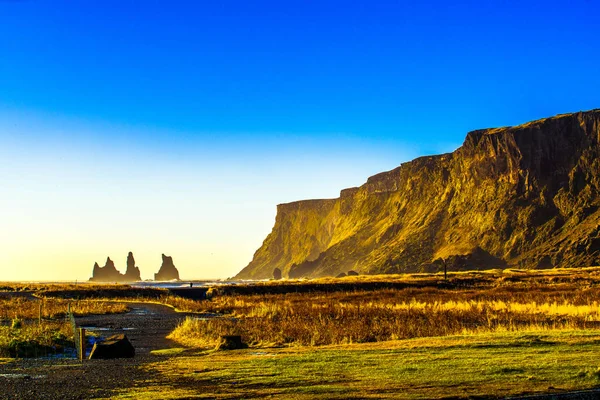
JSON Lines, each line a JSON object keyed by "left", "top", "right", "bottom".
{"left": 236, "top": 109, "right": 600, "bottom": 279}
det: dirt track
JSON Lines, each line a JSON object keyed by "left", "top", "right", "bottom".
{"left": 0, "top": 303, "right": 193, "bottom": 400}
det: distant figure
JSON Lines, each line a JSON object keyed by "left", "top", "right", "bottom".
{"left": 190, "top": 282, "right": 193, "bottom": 288}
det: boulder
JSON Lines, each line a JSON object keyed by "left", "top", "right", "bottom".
{"left": 347, "top": 270, "right": 359, "bottom": 276}
{"left": 272, "top": 268, "right": 282, "bottom": 280}
{"left": 215, "top": 335, "right": 247, "bottom": 351}
{"left": 89, "top": 334, "right": 135, "bottom": 359}
{"left": 335, "top": 272, "right": 347, "bottom": 278}
{"left": 154, "top": 254, "right": 180, "bottom": 281}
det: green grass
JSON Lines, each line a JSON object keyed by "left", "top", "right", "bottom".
{"left": 149, "top": 347, "right": 188, "bottom": 356}
{"left": 105, "top": 329, "right": 600, "bottom": 399}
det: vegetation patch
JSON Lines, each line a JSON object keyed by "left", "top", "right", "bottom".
{"left": 0, "top": 321, "right": 73, "bottom": 358}
{"left": 0, "top": 297, "right": 128, "bottom": 320}
{"left": 168, "top": 281, "right": 600, "bottom": 347}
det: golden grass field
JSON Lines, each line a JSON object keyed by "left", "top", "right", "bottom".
{"left": 167, "top": 267, "right": 600, "bottom": 348}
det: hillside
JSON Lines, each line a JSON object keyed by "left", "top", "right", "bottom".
{"left": 237, "top": 109, "right": 600, "bottom": 279}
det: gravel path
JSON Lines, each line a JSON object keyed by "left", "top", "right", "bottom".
{"left": 0, "top": 302, "right": 194, "bottom": 400}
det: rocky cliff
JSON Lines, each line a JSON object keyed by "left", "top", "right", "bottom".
{"left": 236, "top": 109, "right": 600, "bottom": 279}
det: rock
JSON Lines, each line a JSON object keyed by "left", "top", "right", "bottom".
{"left": 288, "top": 262, "right": 316, "bottom": 279}
{"left": 90, "top": 253, "right": 142, "bottom": 282}
{"left": 154, "top": 254, "right": 180, "bottom": 281}
{"left": 235, "top": 109, "right": 600, "bottom": 278}
{"left": 272, "top": 268, "right": 282, "bottom": 280}
{"left": 88, "top": 334, "right": 135, "bottom": 359}
{"left": 335, "top": 272, "right": 347, "bottom": 278}
{"left": 215, "top": 335, "right": 247, "bottom": 351}
{"left": 90, "top": 257, "right": 124, "bottom": 282}
{"left": 124, "top": 252, "right": 141, "bottom": 281}
{"left": 347, "top": 270, "right": 359, "bottom": 276}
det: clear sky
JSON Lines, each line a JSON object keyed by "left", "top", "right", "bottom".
{"left": 1, "top": 1, "right": 599, "bottom": 281}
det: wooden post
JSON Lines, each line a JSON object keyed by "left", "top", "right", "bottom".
{"left": 79, "top": 328, "right": 86, "bottom": 360}
{"left": 38, "top": 301, "right": 43, "bottom": 325}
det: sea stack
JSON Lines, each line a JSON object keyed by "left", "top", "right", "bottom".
{"left": 124, "top": 251, "right": 141, "bottom": 281}
{"left": 154, "top": 254, "right": 180, "bottom": 281}
{"left": 90, "top": 257, "right": 124, "bottom": 282}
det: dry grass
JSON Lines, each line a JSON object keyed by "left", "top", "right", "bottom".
{"left": 168, "top": 268, "right": 600, "bottom": 348}
{"left": 5, "top": 282, "right": 206, "bottom": 314}
{"left": 0, "top": 282, "right": 140, "bottom": 292}
{"left": 0, "top": 297, "right": 128, "bottom": 320}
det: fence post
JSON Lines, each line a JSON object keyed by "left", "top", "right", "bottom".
{"left": 38, "top": 300, "right": 43, "bottom": 325}
{"left": 68, "top": 303, "right": 80, "bottom": 360}
{"left": 79, "top": 328, "right": 86, "bottom": 360}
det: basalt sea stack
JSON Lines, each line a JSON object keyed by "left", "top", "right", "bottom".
{"left": 237, "top": 109, "right": 600, "bottom": 279}
{"left": 90, "top": 253, "right": 141, "bottom": 282}
{"left": 124, "top": 251, "right": 141, "bottom": 281}
{"left": 90, "top": 257, "right": 123, "bottom": 282}
{"left": 154, "top": 254, "right": 180, "bottom": 281}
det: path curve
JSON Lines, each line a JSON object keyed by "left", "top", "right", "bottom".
{"left": 76, "top": 302, "right": 192, "bottom": 356}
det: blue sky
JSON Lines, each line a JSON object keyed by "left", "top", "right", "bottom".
{"left": 1, "top": 1, "right": 599, "bottom": 280}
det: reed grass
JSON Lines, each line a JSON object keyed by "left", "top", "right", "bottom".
{"left": 168, "top": 283, "right": 600, "bottom": 348}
